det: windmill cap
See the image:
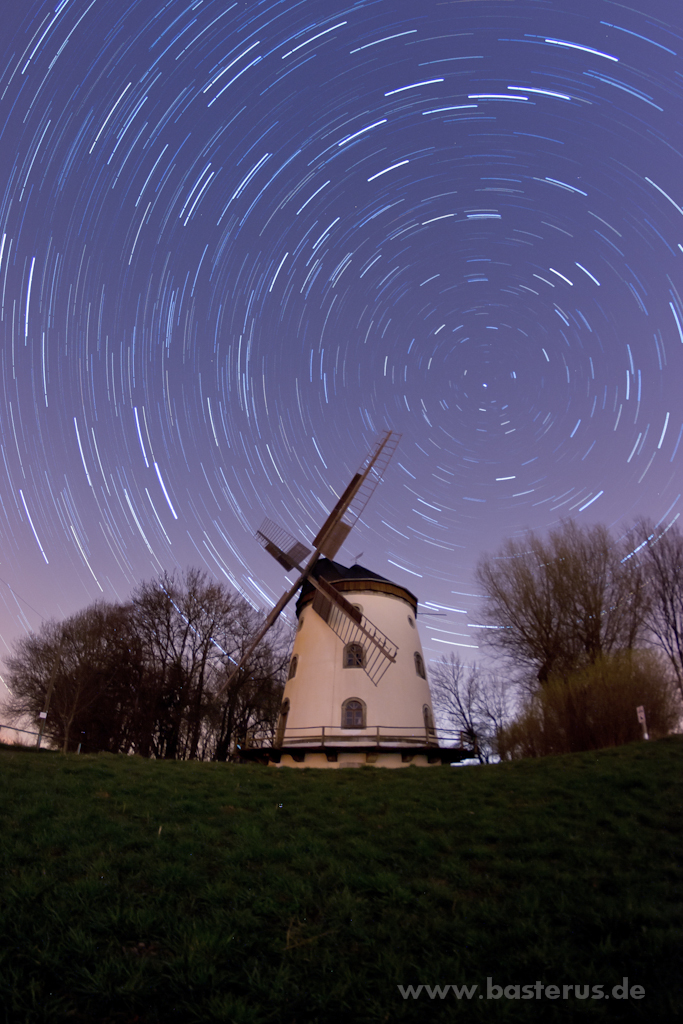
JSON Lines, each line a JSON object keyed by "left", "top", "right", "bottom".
{"left": 296, "top": 557, "right": 418, "bottom": 617}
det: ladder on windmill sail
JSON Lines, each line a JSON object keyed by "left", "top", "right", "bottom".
{"left": 311, "top": 428, "right": 399, "bottom": 560}
{"left": 215, "top": 430, "right": 401, "bottom": 694}
{"left": 255, "top": 523, "right": 398, "bottom": 683}
{"left": 309, "top": 575, "right": 397, "bottom": 685}
{"left": 255, "top": 518, "right": 311, "bottom": 573}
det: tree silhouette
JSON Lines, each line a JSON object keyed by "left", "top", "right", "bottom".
{"left": 475, "top": 520, "right": 647, "bottom": 684}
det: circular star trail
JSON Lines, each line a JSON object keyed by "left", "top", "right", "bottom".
{"left": 1, "top": 0, "right": 683, "bottom": 675}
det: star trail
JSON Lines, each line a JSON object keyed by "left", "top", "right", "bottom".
{"left": 1, "top": 0, "right": 682, "bottom": 688}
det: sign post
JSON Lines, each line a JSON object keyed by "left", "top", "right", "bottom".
{"left": 636, "top": 705, "right": 649, "bottom": 741}
{"left": 36, "top": 637, "right": 65, "bottom": 750}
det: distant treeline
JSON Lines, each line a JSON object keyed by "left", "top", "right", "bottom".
{"left": 2, "top": 569, "right": 290, "bottom": 759}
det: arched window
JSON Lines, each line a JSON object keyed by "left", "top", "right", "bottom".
{"left": 414, "top": 651, "right": 426, "bottom": 678}
{"left": 423, "top": 704, "right": 435, "bottom": 736}
{"left": 344, "top": 642, "right": 365, "bottom": 668}
{"left": 342, "top": 698, "right": 366, "bottom": 728}
{"left": 288, "top": 655, "right": 298, "bottom": 680}
{"left": 275, "top": 698, "right": 290, "bottom": 747}
{"left": 297, "top": 616, "right": 304, "bottom": 632}
{"left": 407, "top": 615, "right": 415, "bottom": 628}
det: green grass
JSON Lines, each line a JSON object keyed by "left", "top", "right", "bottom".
{"left": 1, "top": 739, "right": 681, "bottom": 1024}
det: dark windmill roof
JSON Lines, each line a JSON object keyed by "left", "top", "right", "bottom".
{"left": 295, "top": 558, "right": 419, "bottom": 617}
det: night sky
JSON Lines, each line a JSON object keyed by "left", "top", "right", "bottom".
{"left": 1, "top": 0, "right": 683, "bottom": 702}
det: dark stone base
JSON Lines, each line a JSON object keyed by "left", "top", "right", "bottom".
{"left": 239, "top": 744, "right": 471, "bottom": 766}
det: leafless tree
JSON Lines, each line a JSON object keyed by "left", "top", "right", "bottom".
{"left": 2, "top": 568, "right": 293, "bottom": 759}
{"left": 129, "top": 568, "right": 243, "bottom": 758}
{"left": 429, "top": 654, "right": 514, "bottom": 762}
{"left": 205, "top": 605, "right": 291, "bottom": 761}
{"left": 475, "top": 520, "right": 648, "bottom": 685}
{"left": 2, "top": 602, "right": 141, "bottom": 752}
{"left": 631, "top": 518, "right": 683, "bottom": 700}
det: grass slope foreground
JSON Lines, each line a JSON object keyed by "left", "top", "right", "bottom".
{"left": 1, "top": 738, "right": 681, "bottom": 1024}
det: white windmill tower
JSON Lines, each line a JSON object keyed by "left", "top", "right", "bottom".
{"left": 223, "top": 431, "right": 455, "bottom": 768}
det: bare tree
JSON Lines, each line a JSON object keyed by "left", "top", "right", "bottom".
{"left": 2, "top": 568, "right": 293, "bottom": 759}
{"left": 130, "top": 568, "right": 239, "bottom": 759}
{"left": 3, "top": 618, "right": 64, "bottom": 747}
{"left": 429, "top": 654, "right": 513, "bottom": 762}
{"left": 2, "top": 603, "right": 141, "bottom": 752}
{"left": 206, "top": 605, "right": 291, "bottom": 761}
{"left": 475, "top": 521, "right": 648, "bottom": 684}
{"left": 128, "top": 568, "right": 292, "bottom": 760}
{"left": 632, "top": 518, "right": 683, "bottom": 700}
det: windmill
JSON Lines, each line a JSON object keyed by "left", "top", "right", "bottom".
{"left": 222, "top": 430, "right": 461, "bottom": 768}
{"left": 218, "top": 430, "right": 401, "bottom": 694}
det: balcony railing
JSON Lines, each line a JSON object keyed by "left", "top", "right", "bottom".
{"left": 259, "top": 724, "right": 448, "bottom": 748}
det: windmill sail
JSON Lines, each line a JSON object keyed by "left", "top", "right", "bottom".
{"left": 255, "top": 518, "right": 310, "bottom": 572}
{"left": 313, "top": 430, "right": 399, "bottom": 559}
{"left": 310, "top": 575, "right": 397, "bottom": 685}
{"left": 215, "top": 430, "right": 401, "bottom": 697}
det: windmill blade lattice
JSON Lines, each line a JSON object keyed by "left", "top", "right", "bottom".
{"left": 344, "top": 429, "right": 401, "bottom": 529}
{"left": 255, "top": 516, "right": 397, "bottom": 683}
{"left": 215, "top": 430, "right": 401, "bottom": 696}
{"left": 255, "top": 518, "right": 311, "bottom": 572}
{"left": 313, "top": 430, "right": 400, "bottom": 559}
{"left": 310, "top": 575, "right": 397, "bottom": 686}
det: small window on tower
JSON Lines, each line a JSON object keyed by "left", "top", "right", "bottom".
{"left": 423, "top": 704, "right": 435, "bottom": 736}
{"left": 408, "top": 615, "right": 415, "bottom": 628}
{"left": 288, "top": 655, "right": 298, "bottom": 680}
{"left": 344, "top": 642, "right": 365, "bottom": 668}
{"left": 414, "top": 652, "right": 426, "bottom": 679}
{"left": 342, "top": 698, "right": 366, "bottom": 728}
{"left": 275, "top": 698, "right": 290, "bottom": 747}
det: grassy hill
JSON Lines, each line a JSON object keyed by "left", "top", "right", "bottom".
{"left": 1, "top": 739, "right": 681, "bottom": 1023}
